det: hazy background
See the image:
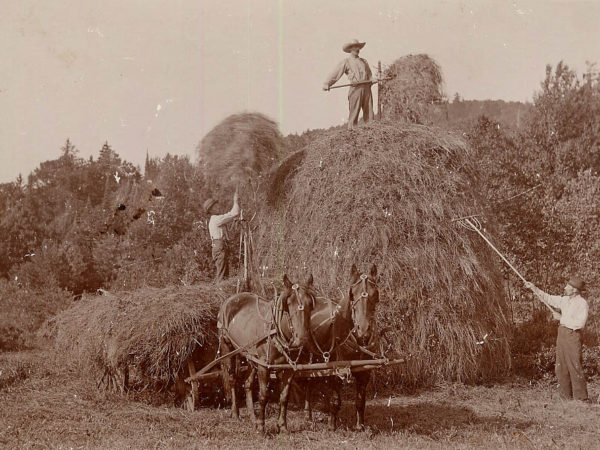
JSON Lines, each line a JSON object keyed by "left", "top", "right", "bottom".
{"left": 1, "top": 0, "right": 599, "bottom": 182}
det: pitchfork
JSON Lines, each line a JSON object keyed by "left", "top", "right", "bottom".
{"left": 454, "top": 215, "right": 558, "bottom": 314}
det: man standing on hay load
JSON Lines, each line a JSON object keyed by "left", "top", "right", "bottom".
{"left": 323, "top": 39, "right": 374, "bottom": 129}
{"left": 203, "top": 191, "right": 239, "bottom": 282}
{"left": 524, "top": 277, "right": 591, "bottom": 402}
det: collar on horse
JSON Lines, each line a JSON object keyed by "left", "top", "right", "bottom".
{"left": 272, "top": 283, "right": 315, "bottom": 365}
{"left": 310, "top": 273, "right": 379, "bottom": 362}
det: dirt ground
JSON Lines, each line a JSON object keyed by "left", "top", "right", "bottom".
{"left": 1, "top": 350, "right": 599, "bottom": 449}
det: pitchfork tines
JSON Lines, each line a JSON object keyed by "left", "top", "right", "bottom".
{"left": 453, "top": 214, "right": 526, "bottom": 283}
{"left": 454, "top": 215, "right": 482, "bottom": 231}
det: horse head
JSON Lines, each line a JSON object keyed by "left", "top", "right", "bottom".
{"left": 348, "top": 263, "right": 379, "bottom": 346}
{"left": 278, "top": 273, "right": 316, "bottom": 349}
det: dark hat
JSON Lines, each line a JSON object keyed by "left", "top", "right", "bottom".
{"left": 568, "top": 276, "right": 585, "bottom": 291}
{"left": 203, "top": 198, "right": 217, "bottom": 213}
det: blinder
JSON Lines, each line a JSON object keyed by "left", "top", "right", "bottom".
{"left": 349, "top": 272, "right": 378, "bottom": 340}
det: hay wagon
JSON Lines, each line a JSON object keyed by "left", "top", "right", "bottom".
{"left": 182, "top": 331, "right": 404, "bottom": 411}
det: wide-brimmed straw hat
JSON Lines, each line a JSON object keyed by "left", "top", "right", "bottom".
{"left": 343, "top": 39, "right": 366, "bottom": 53}
{"left": 203, "top": 198, "right": 218, "bottom": 213}
{"left": 568, "top": 276, "right": 586, "bottom": 292}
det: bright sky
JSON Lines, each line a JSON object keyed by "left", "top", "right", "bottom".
{"left": 1, "top": 0, "right": 599, "bottom": 182}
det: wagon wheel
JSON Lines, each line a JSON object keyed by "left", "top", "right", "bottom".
{"left": 185, "top": 359, "right": 200, "bottom": 411}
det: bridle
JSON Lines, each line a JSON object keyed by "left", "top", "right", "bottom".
{"left": 349, "top": 273, "right": 378, "bottom": 334}
{"left": 274, "top": 283, "right": 315, "bottom": 351}
{"left": 310, "top": 273, "right": 378, "bottom": 362}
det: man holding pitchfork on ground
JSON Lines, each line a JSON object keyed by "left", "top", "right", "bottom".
{"left": 524, "top": 277, "right": 590, "bottom": 402}
{"left": 456, "top": 216, "right": 592, "bottom": 403}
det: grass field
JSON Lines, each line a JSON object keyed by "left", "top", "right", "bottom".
{"left": 1, "top": 349, "right": 599, "bottom": 449}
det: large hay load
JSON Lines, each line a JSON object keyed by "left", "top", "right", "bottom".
{"left": 379, "top": 54, "right": 445, "bottom": 124}
{"left": 46, "top": 280, "right": 238, "bottom": 390}
{"left": 256, "top": 122, "right": 511, "bottom": 386}
{"left": 197, "top": 112, "right": 283, "bottom": 210}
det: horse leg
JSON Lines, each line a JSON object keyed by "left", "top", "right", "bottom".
{"left": 220, "top": 341, "right": 240, "bottom": 419}
{"left": 326, "top": 377, "right": 342, "bottom": 431}
{"left": 256, "top": 367, "right": 269, "bottom": 434}
{"left": 277, "top": 370, "right": 294, "bottom": 434}
{"left": 354, "top": 371, "right": 370, "bottom": 430}
{"left": 244, "top": 364, "right": 257, "bottom": 421}
{"left": 303, "top": 379, "right": 313, "bottom": 422}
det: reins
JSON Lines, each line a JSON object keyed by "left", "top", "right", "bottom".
{"left": 309, "top": 273, "right": 383, "bottom": 363}
{"left": 270, "top": 283, "right": 316, "bottom": 367}
{"left": 340, "top": 273, "right": 386, "bottom": 359}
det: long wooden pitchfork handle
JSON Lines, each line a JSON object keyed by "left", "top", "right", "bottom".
{"left": 328, "top": 78, "right": 392, "bottom": 90}
{"left": 463, "top": 218, "right": 526, "bottom": 283}
{"left": 461, "top": 218, "right": 558, "bottom": 314}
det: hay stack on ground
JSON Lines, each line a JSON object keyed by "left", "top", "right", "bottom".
{"left": 197, "top": 112, "right": 283, "bottom": 208}
{"left": 256, "top": 122, "right": 511, "bottom": 386}
{"left": 380, "top": 54, "right": 445, "bottom": 124}
{"left": 46, "top": 280, "right": 238, "bottom": 387}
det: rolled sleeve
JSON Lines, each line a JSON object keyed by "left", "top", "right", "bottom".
{"left": 324, "top": 60, "right": 348, "bottom": 88}
{"left": 213, "top": 202, "right": 239, "bottom": 228}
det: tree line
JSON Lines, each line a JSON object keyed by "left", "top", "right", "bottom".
{"left": 1, "top": 61, "right": 599, "bottom": 301}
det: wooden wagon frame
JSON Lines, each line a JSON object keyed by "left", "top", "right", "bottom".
{"left": 183, "top": 328, "right": 403, "bottom": 410}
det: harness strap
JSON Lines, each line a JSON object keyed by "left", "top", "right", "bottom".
{"left": 186, "top": 329, "right": 276, "bottom": 383}
{"left": 344, "top": 332, "right": 384, "bottom": 360}
{"left": 254, "top": 294, "right": 271, "bottom": 323}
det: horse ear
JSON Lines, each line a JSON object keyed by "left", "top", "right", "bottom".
{"left": 283, "top": 274, "right": 292, "bottom": 289}
{"left": 350, "top": 264, "right": 359, "bottom": 283}
{"left": 306, "top": 273, "right": 313, "bottom": 287}
{"left": 369, "top": 264, "right": 378, "bottom": 278}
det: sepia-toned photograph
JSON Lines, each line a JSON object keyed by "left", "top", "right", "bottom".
{"left": 1, "top": 1, "right": 599, "bottom": 448}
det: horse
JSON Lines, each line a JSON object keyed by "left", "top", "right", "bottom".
{"left": 302, "top": 263, "right": 379, "bottom": 430}
{"left": 218, "top": 273, "right": 317, "bottom": 434}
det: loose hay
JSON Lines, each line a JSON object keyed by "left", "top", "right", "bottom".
{"left": 379, "top": 54, "right": 445, "bottom": 124}
{"left": 46, "top": 280, "right": 238, "bottom": 387}
{"left": 197, "top": 112, "right": 284, "bottom": 207}
{"left": 256, "top": 121, "right": 511, "bottom": 386}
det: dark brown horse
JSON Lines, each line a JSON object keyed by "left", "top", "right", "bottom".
{"left": 303, "top": 263, "right": 379, "bottom": 430}
{"left": 218, "top": 273, "right": 316, "bottom": 434}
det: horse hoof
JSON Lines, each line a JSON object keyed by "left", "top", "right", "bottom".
{"left": 354, "top": 424, "right": 366, "bottom": 432}
{"left": 277, "top": 425, "right": 289, "bottom": 435}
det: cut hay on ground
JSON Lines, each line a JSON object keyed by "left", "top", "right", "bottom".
{"left": 380, "top": 54, "right": 445, "bottom": 124}
{"left": 197, "top": 112, "right": 283, "bottom": 207}
{"left": 256, "top": 121, "right": 511, "bottom": 386}
{"left": 45, "top": 280, "right": 238, "bottom": 387}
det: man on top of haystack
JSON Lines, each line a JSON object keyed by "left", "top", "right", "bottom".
{"left": 323, "top": 39, "right": 375, "bottom": 130}
{"left": 203, "top": 190, "right": 239, "bottom": 282}
{"left": 524, "top": 276, "right": 591, "bottom": 402}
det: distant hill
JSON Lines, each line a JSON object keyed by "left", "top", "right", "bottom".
{"left": 443, "top": 99, "right": 533, "bottom": 130}
{"left": 283, "top": 99, "right": 532, "bottom": 153}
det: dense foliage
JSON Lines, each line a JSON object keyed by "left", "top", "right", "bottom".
{"left": 0, "top": 142, "right": 221, "bottom": 296}
{"left": 1, "top": 59, "right": 599, "bottom": 379}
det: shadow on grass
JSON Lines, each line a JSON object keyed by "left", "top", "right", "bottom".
{"left": 334, "top": 400, "right": 532, "bottom": 436}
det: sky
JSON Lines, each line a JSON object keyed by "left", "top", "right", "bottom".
{"left": 1, "top": 0, "right": 599, "bottom": 183}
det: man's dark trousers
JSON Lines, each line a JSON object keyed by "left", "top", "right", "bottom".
{"left": 211, "top": 239, "right": 228, "bottom": 281}
{"left": 556, "top": 325, "right": 588, "bottom": 400}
